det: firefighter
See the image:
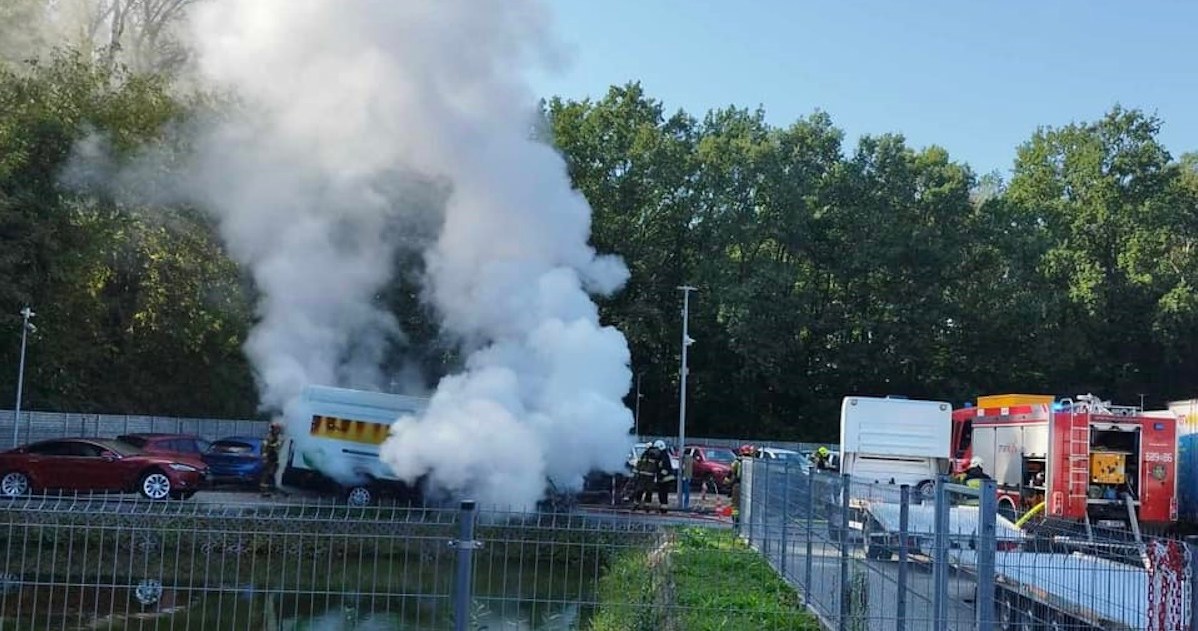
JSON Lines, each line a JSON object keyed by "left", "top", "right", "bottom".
{"left": 728, "top": 444, "right": 754, "bottom": 527}
{"left": 633, "top": 441, "right": 664, "bottom": 511}
{"left": 955, "top": 456, "right": 990, "bottom": 505}
{"left": 259, "top": 421, "right": 284, "bottom": 497}
{"left": 813, "top": 446, "right": 832, "bottom": 471}
{"left": 957, "top": 456, "right": 990, "bottom": 487}
{"left": 653, "top": 442, "right": 677, "bottom": 514}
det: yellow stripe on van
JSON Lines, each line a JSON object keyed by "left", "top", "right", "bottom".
{"left": 307, "top": 415, "right": 391, "bottom": 446}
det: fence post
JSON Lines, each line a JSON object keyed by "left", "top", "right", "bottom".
{"left": 761, "top": 459, "right": 771, "bottom": 557}
{"left": 976, "top": 478, "right": 997, "bottom": 631}
{"left": 1188, "top": 536, "right": 1198, "bottom": 631}
{"left": 805, "top": 467, "right": 814, "bottom": 603}
{"left": 933, "top": 476, "right": 949, "bottom": 630}
{"left": 838, "top": 473, "right": 851, "bottom": 631}
{"left": 897, "top": 484, "right": 910, "bottom": 631}
{"left": 780, "top": 459, "right": 790, "bottom": 577}
{"left": 452, "top": 500, "right": 480, "bottom": 631}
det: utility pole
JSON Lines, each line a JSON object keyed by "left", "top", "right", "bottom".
{"left": 12, "top": 307, "right": 35, "bottom": 448}
{"left": 676, "top": 286, "right": 697, "bottom": 503}
{"left": 634, "top": 373, "right": 643, "bottom": 437}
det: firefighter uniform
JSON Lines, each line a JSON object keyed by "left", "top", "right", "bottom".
{"left": 729, "top": 445, "right": 754, "bottom": 526}
{"left": 954, "top": 457, "right": 990, "bottom": 506}
{"left": 260, "top": 423, "right": 283, "bottom": 496}
{"left": 654, "top": 448, "right": 677, "bottom": 514}
{"left": 633, "top": 444, "right": 663, "bottom": 511}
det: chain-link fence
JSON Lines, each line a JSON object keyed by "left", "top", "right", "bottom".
{"left": 739, "top": 458, "right": 1198, "bottom": 631}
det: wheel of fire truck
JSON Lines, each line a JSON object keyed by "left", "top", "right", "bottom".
{"left": 345, "top": 485, "right": 373, "bottom": 507}
{"left": 997, "top": 497, "right": 1018, "bottom": 521}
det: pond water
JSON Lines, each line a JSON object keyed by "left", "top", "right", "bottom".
{"left": 0, "top": 560, "right": 598, "bottom": 630}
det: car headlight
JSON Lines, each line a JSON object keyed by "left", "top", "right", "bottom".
{"left": 168, "top": 463, "right": 198, "bottom": 472}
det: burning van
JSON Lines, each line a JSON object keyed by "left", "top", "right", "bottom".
{"left": 280, "top": 385, "right": 427, "bottom": 507}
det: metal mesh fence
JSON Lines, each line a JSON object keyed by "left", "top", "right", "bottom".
{"left": 0, "top": 410, "right": 267, "bottom": 448}
{"left": 0, "top": 492, "right": 821, "bottom": 630}
{"left": 740, "top": 459, "right": 1198, "bottom": 631}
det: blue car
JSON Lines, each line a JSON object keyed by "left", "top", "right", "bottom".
{"left": 202, "top": 436, "right": 265, "bottom": 486}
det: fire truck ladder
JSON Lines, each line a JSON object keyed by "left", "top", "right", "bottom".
{"left": 1067, "top": 425, "right": 1090, "bottom": 502}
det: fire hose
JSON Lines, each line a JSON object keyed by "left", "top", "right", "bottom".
{"left": 1014, "top": 501, "right": 1045, "bottom": 529}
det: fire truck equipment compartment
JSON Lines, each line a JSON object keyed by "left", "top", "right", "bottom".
{"left": 1089, "top": 451, "right": 1127, "bottom": 484}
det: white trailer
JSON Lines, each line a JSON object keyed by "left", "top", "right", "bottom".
{"left": 839, "top": 396, "right": 953, "bottom": 496}
{"left": 281, "top": 385, "right": 428, "bottom": 506}
{"left": 829, "top": 396, "right": 955, "bottom": 551}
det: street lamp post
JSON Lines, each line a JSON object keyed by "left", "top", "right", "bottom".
{"left": 676, "top": 286, "right": 697, "bottom": 505}
{"left": 11, "top": 307, "right": 35, "bottom": 448}
{"left": 634, "top": 373, "right": 643, "bottom": 438}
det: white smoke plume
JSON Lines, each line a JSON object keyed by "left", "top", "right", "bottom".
{"left": 180, "top": 0, "right": 634, "bottom": 508}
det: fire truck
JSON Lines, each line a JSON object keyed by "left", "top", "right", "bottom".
{"left": 962, "top": 393, "right": 1178, "bottom": 529}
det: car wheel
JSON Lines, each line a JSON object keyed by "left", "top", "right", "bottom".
{"left": 140, "top": 471, "right": 172, "bottom": 500}
{"left": 0, "top": 472, "right": 30, "bottom": 498}
{"left": 346, "top": 485, "right": 372, "bottom": 507}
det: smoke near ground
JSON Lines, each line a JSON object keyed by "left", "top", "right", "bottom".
{"left": 175, "top": 0, "right": 634, "bottom": 508}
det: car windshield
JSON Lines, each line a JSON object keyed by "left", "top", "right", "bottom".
{"left": 117, "top": 435, "right": 148, "bottom": 448}
{"left": 771, "top": 451, "right": 796, "bottom": 460}
{"left": 211, "top": 441, "right": 254, "bottom": 455}
{"left": 96, "top": 440, "right": 144, "bottom": 456}
{"left": 706, "top": 449, "right": 735, "bottom": 463}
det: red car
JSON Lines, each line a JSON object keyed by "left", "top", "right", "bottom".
{"left": 0, "top": 438, "right": 208, "bottom": 500}
{"left": 117, "top": 433, "right": 210, "bottom": 457}
{"left": 684, "top": 445, "right": 738, "bottom": 493}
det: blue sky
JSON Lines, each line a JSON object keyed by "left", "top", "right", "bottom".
{"left": 530, "top": 1, "right": 1197, "bottom": 178}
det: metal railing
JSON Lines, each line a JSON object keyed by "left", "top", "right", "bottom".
{"left": 739, "top": 459, "right": 1198, "bottom": 630}
{"left": 0, "top": 491, "right": 820, "bottom": 630}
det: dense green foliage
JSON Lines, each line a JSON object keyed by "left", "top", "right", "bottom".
{"left": 545, "top": 86, "right": 1198, "bottom": 439}
{"left": 589, "top": 527, "right": 817, "bottom": 631}
{"left": 1, "top": 51, "right": 1197, "bottom": 440}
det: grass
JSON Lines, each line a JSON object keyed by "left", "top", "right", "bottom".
{"left": 589, "top": 527, "right": 819, "bottom": 631}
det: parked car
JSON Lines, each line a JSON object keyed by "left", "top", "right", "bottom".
{"left": 684, "top": 445, "right": 737, "bottom": 493}
{"left": 626, "top": 442, "right": 681, "bottom": 472}
{"left": 201, "top": 436, "right": 265, "bottom": 486}
{"left": 756, "top": 447, "right": 802, "bottom": 461}
{"left": 0, "top": 438, "right": 208, "bottom": 500}
{"left": 116, "top": 433, "right": 210, "bottom": 458}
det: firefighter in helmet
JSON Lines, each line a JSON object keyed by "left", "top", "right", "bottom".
{"left": 954, "top": 456, "right": 990, "bottom": 505}
{"left": 633, "top": 441, "right": 665, "bottom": 511}
{"left": 653, "top": 441, "right": 677, "bottom": 514}
{"left": 729, "top": 444, "right": 754, "bottom": 527}
{"left": 260, "top": 420, "right": 284, "bottom": 497}
{"left": 813, "top": 446, "right": 832, "bottom": 471}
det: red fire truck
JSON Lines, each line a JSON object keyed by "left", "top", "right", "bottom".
{"left": 962, "top": 393, "right": 1178, "bottom": 528}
